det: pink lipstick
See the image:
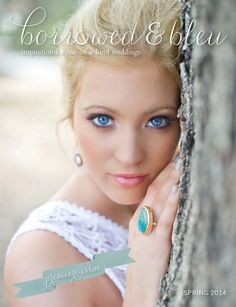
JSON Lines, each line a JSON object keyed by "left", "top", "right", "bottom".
{"left": 109, "top": 173, "right": 148, "bottom": 188}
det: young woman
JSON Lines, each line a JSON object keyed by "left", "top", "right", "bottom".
{"left": 4, "top": 0, "right": 183, "bottom": 306}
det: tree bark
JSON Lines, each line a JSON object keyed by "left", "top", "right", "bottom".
{"left": 157, "top": 0, "right": 236, "bottom": 306}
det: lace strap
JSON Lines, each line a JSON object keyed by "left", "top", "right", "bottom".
{"left": 6, "top": 200, "right": 129, "bottom": 298}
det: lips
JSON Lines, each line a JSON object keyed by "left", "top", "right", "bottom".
{"left": 112, "top": 173, "right": 147, "bottom": 178}
{"left": 109, "top": 173, "right": 148, "bottom": 188}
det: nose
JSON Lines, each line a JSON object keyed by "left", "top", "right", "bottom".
{"left": 114, "top": 128, "right": 144, "bottom": 168}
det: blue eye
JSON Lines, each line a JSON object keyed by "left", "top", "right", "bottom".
{"left": 89, "top": 114, "right": 113, "bottom": 128}
{"left": 147, "top": 116, "right": 171, "bottom": 128}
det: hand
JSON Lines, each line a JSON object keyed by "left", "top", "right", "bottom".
{"left": 123, "top": 157, "right": 181, "bottom": 307}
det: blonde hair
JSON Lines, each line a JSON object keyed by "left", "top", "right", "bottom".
{"left": 59, "top": 0, "right": 182, "bottom": 125}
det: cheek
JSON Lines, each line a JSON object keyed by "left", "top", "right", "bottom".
{"left": 76, "top": 128, "right": 107, "bottom": 163}
{"left": 147, "top": 132, "right": 180, "bottom": 163}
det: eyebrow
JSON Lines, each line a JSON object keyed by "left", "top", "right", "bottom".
{"left": 83, "top": 105, "right": 177, "bottom": 116}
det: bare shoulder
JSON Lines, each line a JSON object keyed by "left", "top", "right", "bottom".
{"left": 4, "top": 230, "right": 96, "bottom": 307}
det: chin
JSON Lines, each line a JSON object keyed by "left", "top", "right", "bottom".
{"left": 106, "top": 189, "right": 145, "bottom": 206}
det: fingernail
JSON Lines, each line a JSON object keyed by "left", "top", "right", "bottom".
{"left": 171, "top": 184, "right": 177, "bottom": 194}
{"left": 175, "top": 158, "right": 182, "bottom": 170}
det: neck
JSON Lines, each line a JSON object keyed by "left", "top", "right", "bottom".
{"left": 65, "top": 169, "right": 139, "bottom": 228}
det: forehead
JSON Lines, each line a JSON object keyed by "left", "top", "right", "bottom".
{"left": 76, "top": 60, "right": 179, "bottom": 111}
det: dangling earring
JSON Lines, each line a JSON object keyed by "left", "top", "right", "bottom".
{"left": 74, "top": 152, "right": 83, "bottom": 167}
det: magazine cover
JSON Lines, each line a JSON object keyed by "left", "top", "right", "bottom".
{"left": 1, "top": 0, "right": 235, "bottom": 306}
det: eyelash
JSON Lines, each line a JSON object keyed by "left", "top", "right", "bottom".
{"left": 87, "top": 112, "right": 174, "bottom": 130}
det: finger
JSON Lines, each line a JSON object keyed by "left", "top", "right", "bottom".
{"left": 143, "top": 159, "right": 178, "bottom": 206}
{"left": 144, "top": 160, "right": 181, "bottom": 225}
{"left": 155, "top": 185, "right": 180, "bottom": 241}
{"left": 131, "top": 158, "right": 180, "bottom": 224}
{"left": 152, "top": 154, "right": 180, "bottom": 187}
{"left": 151, "top": 167, "right": 180, "bottom": 215}
{"left": 131, "top": 182, "right": 180, "bottom": 236}
{"left": 147, "top": 185, "right": 179, "bottom": 232}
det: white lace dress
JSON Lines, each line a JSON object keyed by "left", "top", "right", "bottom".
{"left": 6, "top": 200, "right": 129, "bottom": 298}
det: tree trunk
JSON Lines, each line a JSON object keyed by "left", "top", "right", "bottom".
{"left": 157, "top": 0, "right": 236, "bottom": 306}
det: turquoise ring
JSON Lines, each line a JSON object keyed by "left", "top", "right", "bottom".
{"left": 137, "top": 206, "right": 157, "bottom": 235}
